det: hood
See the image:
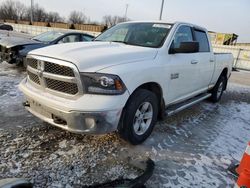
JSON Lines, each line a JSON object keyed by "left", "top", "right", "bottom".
{"left": 29, "top": 42, "right": 158, "bottom": 72}
{"left": 0, "top": 36, "right": 40, "bottom": 48}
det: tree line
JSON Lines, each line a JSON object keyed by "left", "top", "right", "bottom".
{"left": 0, "top": 0, "right": 129, "bottom": 26}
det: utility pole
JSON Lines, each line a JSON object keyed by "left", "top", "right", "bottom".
{"left": 30, "top": 0, "right": 34, "bottom": 23}
{"left": 159, "top": 0, "right": 165, "bottom": 20}
{"left": 124, "top": 4, "right": 129, "bottom": 20}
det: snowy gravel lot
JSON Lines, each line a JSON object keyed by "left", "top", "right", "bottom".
{"left": 0, "top": 62, "right": 250, "bottom": 187}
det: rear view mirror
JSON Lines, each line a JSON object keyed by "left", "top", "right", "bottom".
{"left": 169, "top": 41, "right": 199, "bottom": 54}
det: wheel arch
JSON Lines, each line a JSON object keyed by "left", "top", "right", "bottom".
{"left": 130, "top": 82, "right": 165, "bottom": 120}
{"left": 220, "top": 67, "right": 228, "bottom": 90}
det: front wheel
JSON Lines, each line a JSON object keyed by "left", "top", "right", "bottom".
{"left": 210, "top": 75, "right": 227, "bottom": 103}
{"left": 118, "top": 89, "right": 158, "bottom": 145}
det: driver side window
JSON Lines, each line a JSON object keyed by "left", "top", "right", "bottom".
{"left": 173, "top": 26, "right": 193, "bottom": 48}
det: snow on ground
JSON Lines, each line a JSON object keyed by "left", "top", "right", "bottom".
{"left": 0, "top": 62, "right": 250, "bottom": 187}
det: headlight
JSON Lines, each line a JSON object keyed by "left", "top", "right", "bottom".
{"left": 80, "top": 73, "right": 126, "bottom": 95}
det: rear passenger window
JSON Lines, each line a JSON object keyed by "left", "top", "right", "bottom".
{"left": 194, "top": 30, "right": 210, "bottom": 52}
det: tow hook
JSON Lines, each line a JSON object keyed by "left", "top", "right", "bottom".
{"left": 22, "top": 101, "right": 30, "bottom": 107}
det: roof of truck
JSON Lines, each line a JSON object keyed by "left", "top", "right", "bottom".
{"left": 121, "top": 20, "right": 207, "bottom": 32}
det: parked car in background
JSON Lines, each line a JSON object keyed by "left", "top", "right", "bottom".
{"left": 0, "top": 31, "right": 94, "bottom": 66}
{"left": 0, "top": 23, "right": 13, "bottom": 31}
{"left": 19, "top": 21, "right": 233, "bottom": 145}
{"left": 0, "top": 30, "right": 32, "bottom": 40}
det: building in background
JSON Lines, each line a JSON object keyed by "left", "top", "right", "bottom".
{"left": 209, "top": 31, "right": 238, "bottom": 45}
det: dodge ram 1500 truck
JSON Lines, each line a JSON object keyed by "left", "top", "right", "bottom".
{"left": 19, "top": 21, "right": 233, "bottom": 145}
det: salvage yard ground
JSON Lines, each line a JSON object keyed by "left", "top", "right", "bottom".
{"left": 0, "top": 62, "right": 250, "bottom": 187}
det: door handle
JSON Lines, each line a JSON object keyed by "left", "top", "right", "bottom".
{"left": 191, "top": 60, "right": 198, "bottom": 64}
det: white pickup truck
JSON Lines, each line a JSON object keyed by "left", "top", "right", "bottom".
{"left": 19, "top": 21, "right": 233, "bottom": 144}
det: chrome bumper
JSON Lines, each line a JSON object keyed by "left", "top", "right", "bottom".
{"left": 23, "top": 98, "right": 122, "bottom": 134}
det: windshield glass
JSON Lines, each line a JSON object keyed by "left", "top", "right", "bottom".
{"left": 95, "top": 22, "right": 172, "bottom": 48}
{"left": 32, "top": 31, "right": 64, "bottom": 43}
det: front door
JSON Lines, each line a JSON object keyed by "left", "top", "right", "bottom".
{"left": 167, "top": 25, "right": 200, "bottom": 103}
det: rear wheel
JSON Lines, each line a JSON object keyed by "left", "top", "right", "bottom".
{"left": 210, "top": 75, "right": 227, "bottom": 102}
{"left": 118, "top": 89, "right": 158, "bottom": 145}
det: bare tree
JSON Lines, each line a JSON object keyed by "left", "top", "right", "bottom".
{"left": 102, "top": 15, "right": 128, "bottom": 27}
{"left": 0, "top": 0, "right": 95, "bottom": 25}
{"left": 0, "top": 0, "right": 17, "bottom": 20}
{"left": 33, "top": 4, "right": 47, "bottom": 22}
{"left": 14, "top": 1, "right": 27, "bottom": 20}
{"left": 68, "top": 11, "right": 87, "bottom": 24}
{"left": 46, "top": 12, "right": 63, "bottom": 23}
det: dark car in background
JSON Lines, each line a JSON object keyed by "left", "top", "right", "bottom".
{"left": 0, "top": 30, "right": 94, "bottom": 66}
{"left": 0, "top": 23, "right": 13, "bottom": 31}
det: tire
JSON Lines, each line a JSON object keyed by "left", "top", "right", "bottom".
{"left": 118, "top": 89, "right": 158, "bottom": 145}
{"left": 209, "top": 75, "right": 227, "bottom": 103}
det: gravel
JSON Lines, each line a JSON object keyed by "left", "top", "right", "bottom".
{"left": 1, "top": 62, "right": 250, "bottom": 187}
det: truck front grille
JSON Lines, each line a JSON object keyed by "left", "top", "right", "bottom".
{"left": 27, "top": 58, "right": 38, "bottom": 69}
{"left": 44, "top": 62, "right": 74, "bottom": 77}
{"left": 45, "top": 78, "right": 78, "bottom": 95}
{"left": 27, "top": 71, "right": 40, "bottom": 85}
{"left": 26, "top": 58, "right": 80, "bottom": 96}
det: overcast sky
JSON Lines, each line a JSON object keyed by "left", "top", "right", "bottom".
{"left": 21, "top": 0, "right": 250, "bottom": 42}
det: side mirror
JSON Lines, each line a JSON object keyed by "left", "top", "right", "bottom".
{"left": 169, "top": 41, "right": 199, "bottom": 54}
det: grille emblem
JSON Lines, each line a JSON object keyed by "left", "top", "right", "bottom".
{"left": 37, "top": 61, "right": 44, "bottom": 78}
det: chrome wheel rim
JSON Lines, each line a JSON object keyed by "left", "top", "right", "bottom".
{"left": 133, "top": 102, "right": 153, "bottom": 136}
{"left": 217, "top": 81, "right": 224, "bottom": 99}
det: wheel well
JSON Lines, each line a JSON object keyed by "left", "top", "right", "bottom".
{"left": 221, "top": 68, "right": 228, "bottom": 90}
{"left": 136, "top": 82, "right": 165, "bottom": 119}
{"left": 221, "top": 68, "right": 228, "bottom": 78}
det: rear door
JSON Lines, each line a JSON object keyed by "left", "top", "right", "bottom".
{"left": 193, "top": 29, "right": 215, "bottom": 90}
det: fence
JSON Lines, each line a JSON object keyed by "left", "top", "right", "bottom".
{"left": 213, "top": 44, "right": 250, "bottom": 71}
{"left": 6, "top": 22, "right": 101, "bottom": 37}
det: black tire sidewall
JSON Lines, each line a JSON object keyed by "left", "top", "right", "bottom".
{"left": 211, "top": 76, "right": 226, "bottom": 102}
{"left": 119, "top": 89, "right": 158, "bottom": 145}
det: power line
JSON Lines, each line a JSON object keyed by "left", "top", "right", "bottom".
{"left": 30, "top": 0, "right": 33, "bottom": 23}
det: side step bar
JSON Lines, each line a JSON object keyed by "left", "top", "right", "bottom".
{"left": 165, "top": 93, "right": 212, "bottom": 116}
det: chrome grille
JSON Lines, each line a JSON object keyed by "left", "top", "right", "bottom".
{"left": 26, "top": 58, "right": 79, "bottom": 96}
{"left": 27, "top": 70, "right": 40, "bottom": 85}
{"left": 45, "top": 78, "right": 78, "bottom": 95}
{"left": 44, "top": 62, "right": 75, "bottom": 77}
{"left": 27, "top": 58, "right": 38, "bottom": 69}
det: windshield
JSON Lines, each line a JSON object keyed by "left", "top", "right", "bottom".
{"left": 32, "top": 31, "right": 64, "bottom": 43}
{"left": 95, "top": 22, "right": 172, "bottom": 48}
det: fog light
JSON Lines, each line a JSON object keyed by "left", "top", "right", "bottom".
{"left": 85, "top": 118, "right": 96, "bottom": 129}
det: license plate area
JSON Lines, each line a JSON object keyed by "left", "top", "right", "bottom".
{"left": 29, "top": 100, "right": 51, "bottom": 118}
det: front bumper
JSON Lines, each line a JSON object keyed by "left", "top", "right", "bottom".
{"left": 23, "top": 98, "right": 122, "bottom": 134}
{"left": 19, "top": 78, "right": 129, "bottom": 134}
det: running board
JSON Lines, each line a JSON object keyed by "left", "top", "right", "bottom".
{"left": 165, "top": 93, "right": 211, "bottom": 116}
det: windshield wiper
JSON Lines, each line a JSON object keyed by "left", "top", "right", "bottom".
{"left": 32, "top": 38, "right": 41, "bottom": 42}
